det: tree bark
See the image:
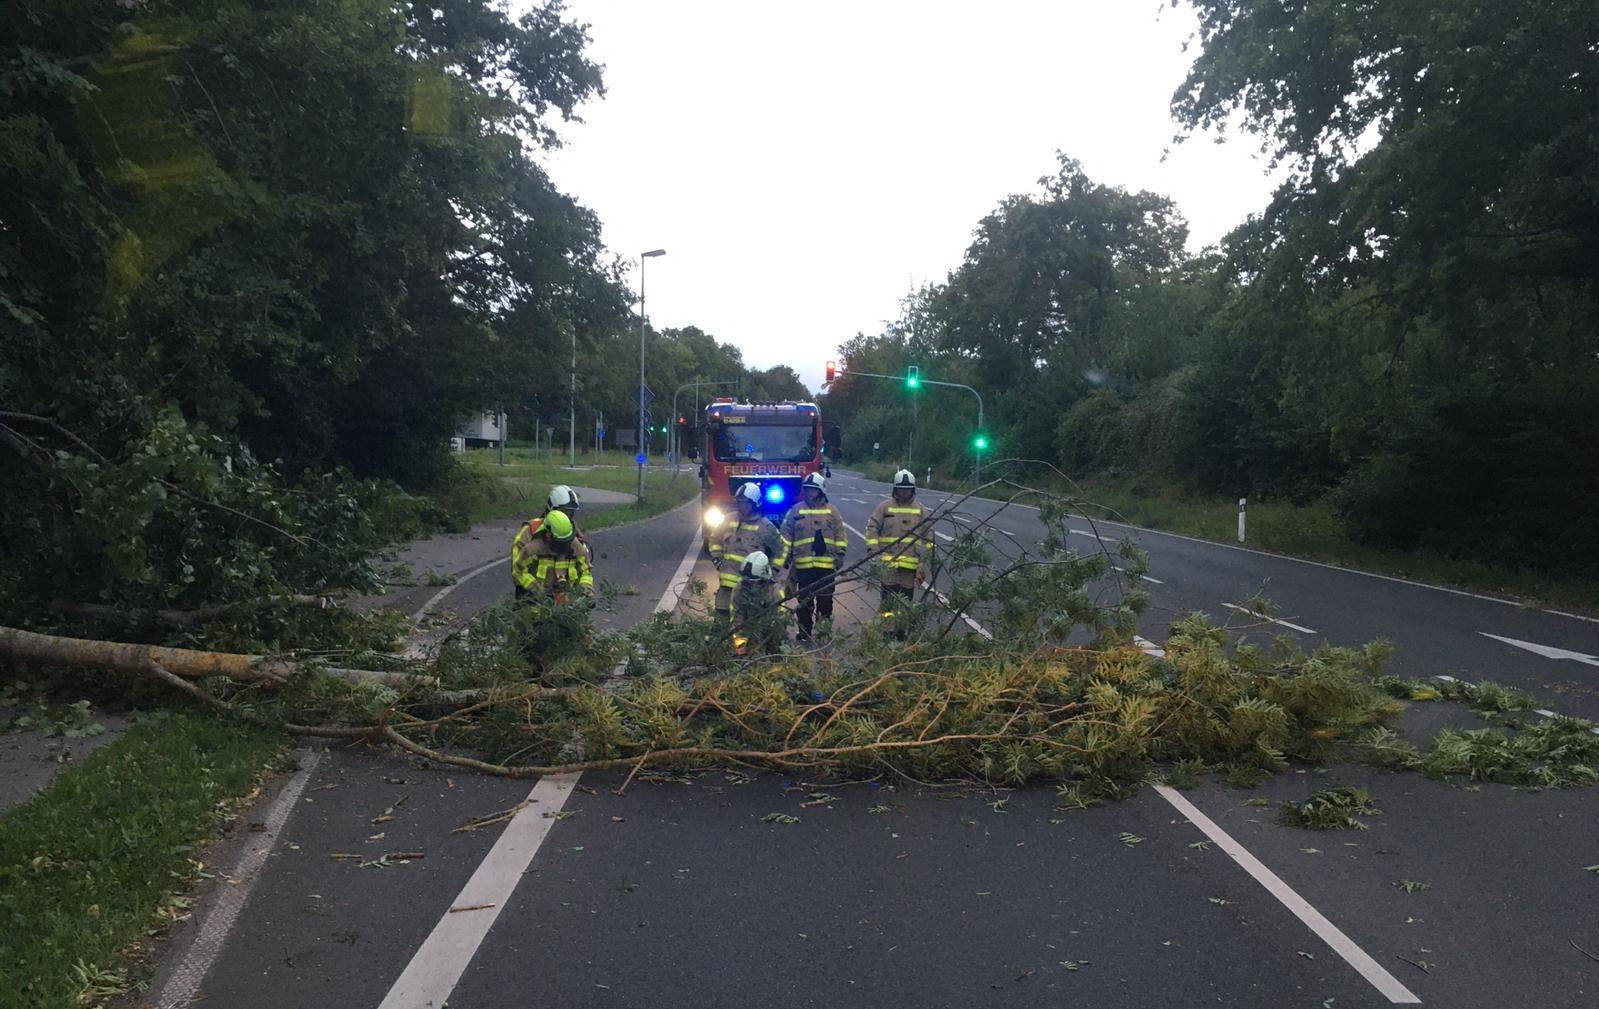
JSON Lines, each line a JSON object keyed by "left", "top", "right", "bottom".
{"left": 0, "top": 625, "right": 432, "bottom": 689}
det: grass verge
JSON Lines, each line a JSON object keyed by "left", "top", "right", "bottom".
{"left": 439, "top": 445, "right": 700, "bottom": 528}
{"left": 0, "top": 711, "right": 286, "bottom": 1009}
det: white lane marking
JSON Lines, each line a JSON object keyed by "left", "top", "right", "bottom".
{"left": 1134, "top": 635, "right": 1165, "bottom": 658}
{"left": 1114, "top": 566, "right": 1163, "bottom": 585}
{"left": 857, "top": 476, "right": 1598, "bottom": 621}
{"left": 1478, "top": 632, "right": 1599, "bottom": 668}
{"left": 413, "top": 556, "right": 505, "bottom": 619}
{"left": 656, "top": 529, "right": 707, "bottom": 614}
{"left": 934, "top": 531, "right": 954, "bottom": 541}
{"left": 375, "top": 774, "right": 578, "bottom": 1009}
{"left": 382, "top": 524, "right": 701, "bottom": 1008}
{"left": 1154, "top": 785, "right": 1422, "bottom": 1004}
{"left": 1070, "top": 528, "right": 1119, "bottom": 545}
{"left": 1221, "top": 603, "right": 1318, "bottom": 635}
{"left": 153, "top": 750, "right": 323, "bottom": 1008}
{"left": 1432, "top": 674, "right": 1599, "bottom": 736}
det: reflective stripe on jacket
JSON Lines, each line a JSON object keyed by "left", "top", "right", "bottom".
{"left": 709, "top": 515, "right": 780, "bottom": 589}
{"left": 777, "top": 503, "right": 847, "bottom": 570}
{"left": 866, "top": 500, "right": 934, "bottom": 573}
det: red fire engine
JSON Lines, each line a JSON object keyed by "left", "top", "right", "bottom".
{"left": 693, "top": 399, "right": 839, "bottom": 550}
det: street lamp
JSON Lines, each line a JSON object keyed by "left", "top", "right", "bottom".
{"left": 637, "top": 248, "right": 666, "bottom": 502}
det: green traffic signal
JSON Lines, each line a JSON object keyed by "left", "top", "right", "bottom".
{"left": 906, "top": 365, "right": 921, "bottom": 389}
{"left": 973, "top": 433, "right": 989, "bottom": 450}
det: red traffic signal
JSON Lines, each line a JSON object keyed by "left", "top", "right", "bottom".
{"left": 825, "top": 360, "right": 837, "bottom": 383}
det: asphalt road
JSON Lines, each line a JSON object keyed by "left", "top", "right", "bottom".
{"left": 817, "top": 470, "right": 1599, "bottom": 722}
{"left": 127, "top": 474, "right": 1599, "bottom": 1009}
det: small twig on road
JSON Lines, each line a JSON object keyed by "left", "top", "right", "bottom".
{"left": 1395, "top": 955, "right": 1432, "bottom": 974}
{"left": 1571, "top": 938, "right": 1599, "bottom": 964}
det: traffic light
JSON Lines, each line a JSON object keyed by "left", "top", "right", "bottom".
{"left": 906, "top": 365, "right": 920, "bottom": 389}
{"left": 973, "top": 432, "right": 989, "bottom": 451}
{"left": 825, "top": 360, "right": 837, "bottom": 384}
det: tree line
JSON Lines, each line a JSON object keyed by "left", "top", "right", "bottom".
{"left": 822, "top": 0, "right": 1598, "bottom": 577}
{"left": 0, "top": 0, "right": 798, "bottom": 637}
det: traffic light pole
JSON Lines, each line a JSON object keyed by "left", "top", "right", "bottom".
{"left": 669, "top": 378, "right": 737, "bottom": 474}
{"left": 833, "top": 370, "right": 985, "bottom": 483}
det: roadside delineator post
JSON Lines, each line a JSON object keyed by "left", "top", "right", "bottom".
{"left": 1238, "top": 497, "right": 1246, "bottom": 543}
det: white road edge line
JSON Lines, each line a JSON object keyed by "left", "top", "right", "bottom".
{"left": 153, "top": 750, "right": 324, "bottom": 1009}
{"left": 378, "top": 525, "right": 704, "bottom": 1009}
{"left": 1222, "top": 602, "right": 1318, "bottom": 635}
{"left": 1154, "top": 784, "right": 1422, "bottom": 1004}
{"left": 413, "top": 556, "right": 505, "bottom": 619}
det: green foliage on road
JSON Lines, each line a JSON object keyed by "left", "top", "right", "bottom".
{"left": 823, "top": 0, "right": 1599, "bottom": 592}
{"left": 0, "top": 712, "right": 285, "bottom": 1009}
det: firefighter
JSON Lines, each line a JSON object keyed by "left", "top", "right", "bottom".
{"left": 866, "top": 468, "right": 934, "bottom": 621}
{"left": 731, "top": 549, "right": 784, "bottom": 654}
{"left": 777, "top": 472, "right": 847, "bottom": 643}
{"left": 708, "top": 482, "right": 781, "bottom": 623}
{"left": 546, "top": 485, "right": 584, "bottom": 529}
{"left": 510, "top": 509, "right": 595, "bottom": 604}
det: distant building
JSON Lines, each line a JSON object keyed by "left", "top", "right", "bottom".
{"left": 457, "top": 412, "right": 507, "bottom": 448}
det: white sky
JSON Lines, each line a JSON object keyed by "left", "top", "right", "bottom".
{"left": 541, "top": 1, "right": 1282, "bottom": 392}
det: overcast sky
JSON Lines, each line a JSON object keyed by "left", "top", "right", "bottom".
{"left": 540, "top": 1, "right": 1282, "bottom": 393}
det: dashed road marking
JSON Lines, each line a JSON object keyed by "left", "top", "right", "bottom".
{"left": 934, "top": 531, "right": 954, "bottom": 541}
{"left": 1222, "top": 602, "right": 1317, "bottom": 635}
{"left": 1155, "top": 785, "right": 1421, "bottom": 1004}
{"left": 1114, "top": 566, "right": 1163, "bottom": 584}
{"left": 1134, "top": 635, "right": 1165, "bottom": 658}
{"left": 380, "top": 525, "right": 703, "bottom": 1009}
{"left": 1070, "top": 528, "right": 1119, "bottom": 545}
{"left": 1478, "top": 632, "right": 1599, "bottom": 668}
{"left": 375, "top": 775, "right": 578, "bottom": 1009}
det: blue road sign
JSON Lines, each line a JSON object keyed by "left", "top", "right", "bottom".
{"left": 634, "top": 452, "right": 647, "bottom": 465}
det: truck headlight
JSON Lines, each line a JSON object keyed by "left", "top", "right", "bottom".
{"left": 704, "top": 506, "right": 726, "bottom": 528}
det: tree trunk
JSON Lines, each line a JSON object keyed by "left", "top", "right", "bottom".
{"left": 0, "top": 625, "right": 432, "bottom": 689}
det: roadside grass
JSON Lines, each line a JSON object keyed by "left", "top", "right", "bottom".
{"left": 840, "top": 461, "right": 1598, "bottom": 611}
{"left": 0, "top": 711, "right": 286, "bottom": 1009}
{"left": 441, "top": 446, "right": 700, "bottom": 528}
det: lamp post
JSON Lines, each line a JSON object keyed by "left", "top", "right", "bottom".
{"left": 637, "top": 248, "right": 666, "bottom": 501}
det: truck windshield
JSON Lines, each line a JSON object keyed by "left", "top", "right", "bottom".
{"left": 711, "top": 423, "right": 817, "bottom": 462}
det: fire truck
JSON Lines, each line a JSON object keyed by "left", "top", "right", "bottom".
{"left": 691, "top": 399, "right": 840, "bottom": 550}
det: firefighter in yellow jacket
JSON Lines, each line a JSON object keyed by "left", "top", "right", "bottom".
{"left": 866, "top": 469, "right": 934, "bottom": 617}
{"left": 708, "top": 483, "right": 781, "bottom": 622}
{"left": 776, "top": 472, "right": 847, "bottom": 643}
{"left": 510, "top": 509, "right": 595, "bottom": 604}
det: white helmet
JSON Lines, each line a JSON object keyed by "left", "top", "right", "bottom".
{"left": 802, "top": 471, "right": 827, "bottom": 494}
{"left": 741, "top": 550, "right": 774, "bottom": 581}
{"left": 547, "top": 485, "right": 581, "bottom": 511}
{"left": 734, "top": 482, "right": 762, "bottom": 506}
{"left": 892, "top": 469, "right": 916, "bottom": 489}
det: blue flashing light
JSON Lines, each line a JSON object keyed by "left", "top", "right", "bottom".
{"left": 764, "top": 484, "right": 786, "bottom": 505}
